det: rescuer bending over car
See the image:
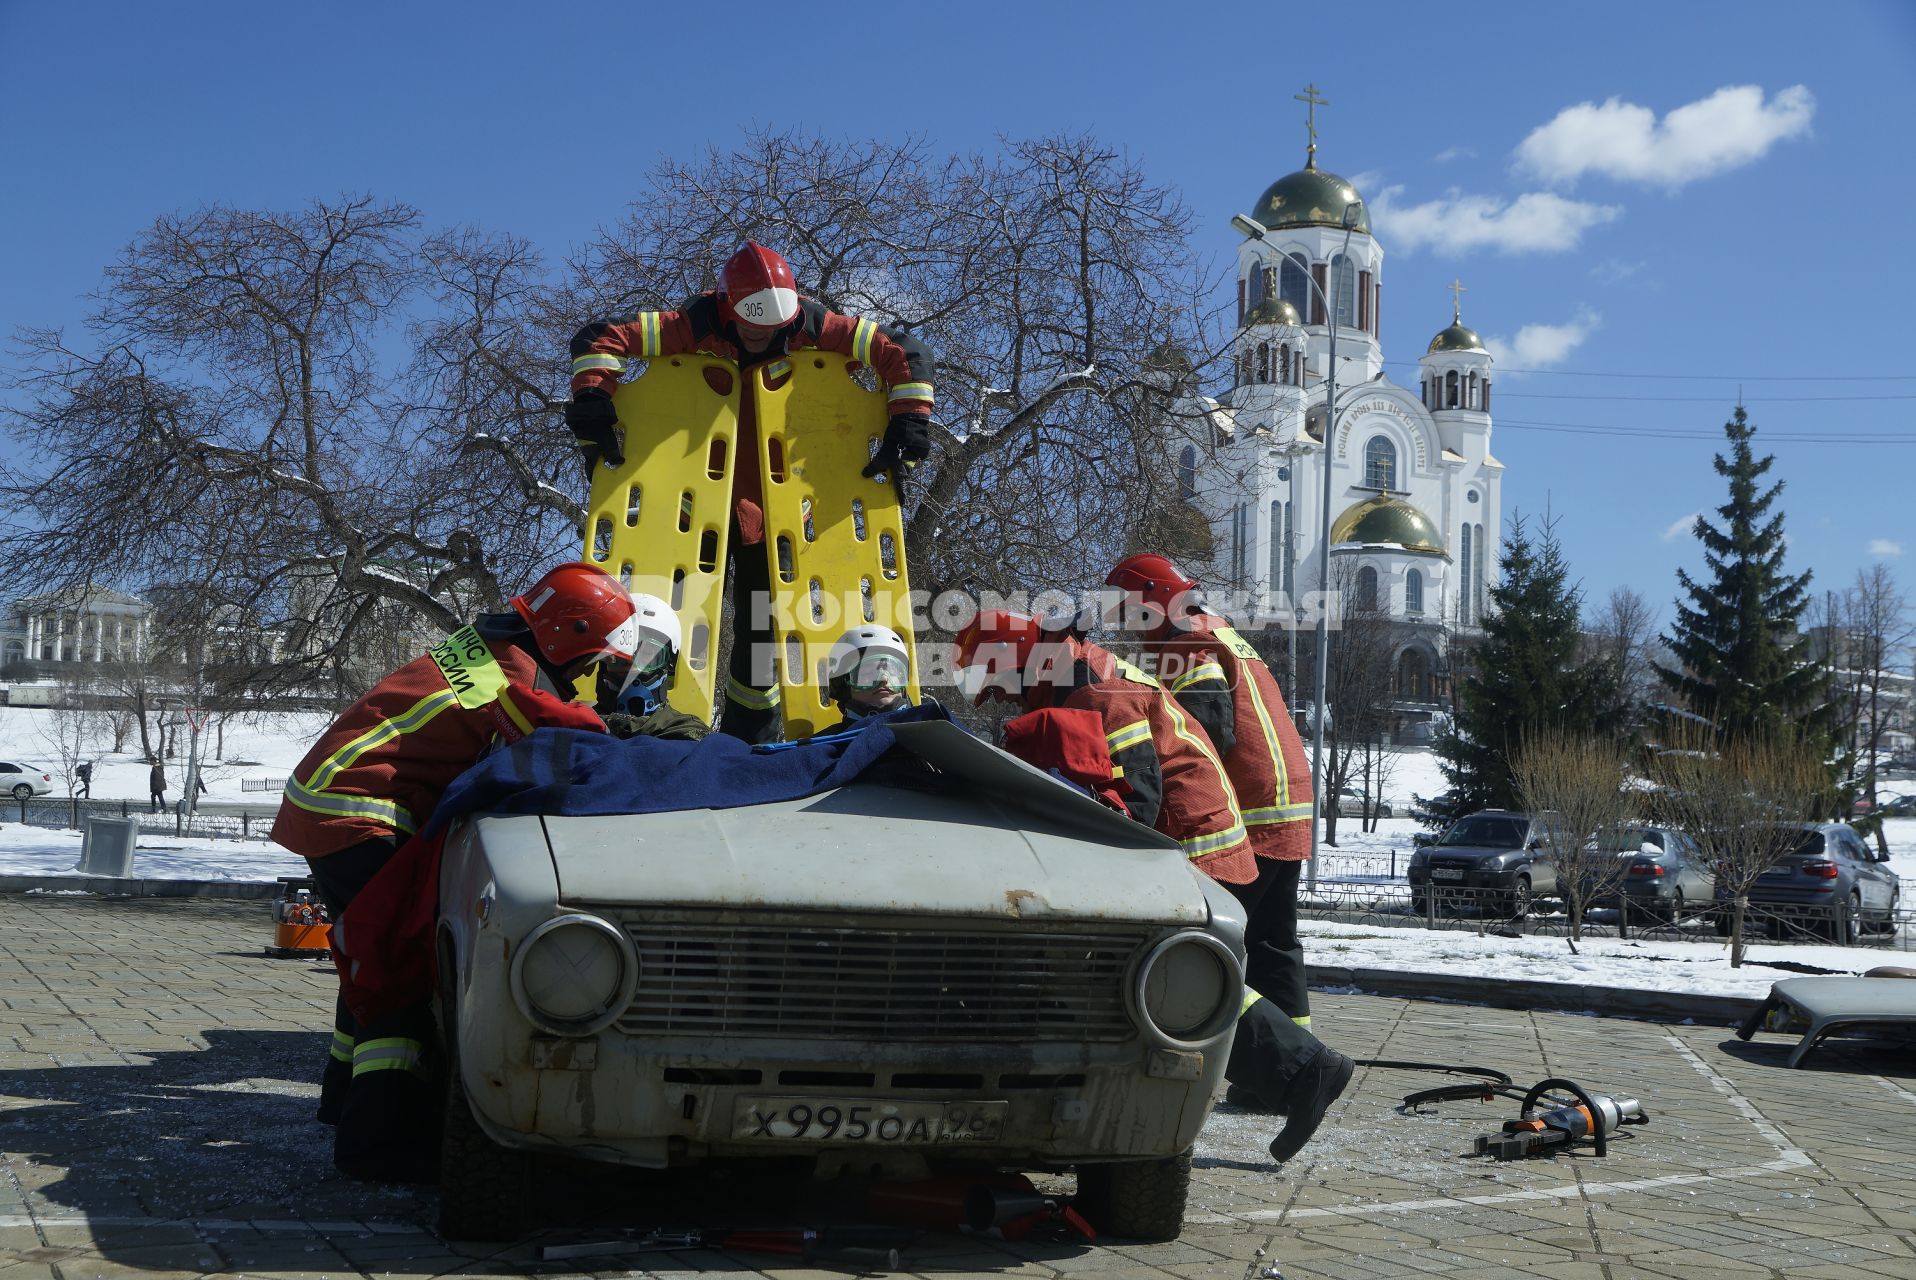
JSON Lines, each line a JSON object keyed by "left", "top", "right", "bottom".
{"left": 953, "top": 610, "right": 1355, "bottom": 1163}
{"left": 271, "top": 561, "right": 679, "bottom": 1181}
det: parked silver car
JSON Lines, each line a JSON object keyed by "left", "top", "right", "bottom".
{"left": 0, "top": 761, "right": 53, "bottom": 800}
{"left": 1597, "top": 824, "right": 1714, "bottom": 922}
{"left": 1716, "top": 822, "right": 1901, "bottom": 944}
{"left": 433, "top": 721, "right": 1245, "bottom": 1242}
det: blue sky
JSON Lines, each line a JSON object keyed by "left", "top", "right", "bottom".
{"left": 4, "top": 1, "right": 1913, "bottom": 623}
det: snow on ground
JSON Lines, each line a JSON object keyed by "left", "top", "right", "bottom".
{"left": 2, "top": 713, "right": 1912, "bottom": 998}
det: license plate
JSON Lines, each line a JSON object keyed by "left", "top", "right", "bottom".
{"left": 1431, "top": 869, "right": 1465, "bottom": 881}
{"left": 732, "top": 1097, "right": 1006, "bottom": 1145}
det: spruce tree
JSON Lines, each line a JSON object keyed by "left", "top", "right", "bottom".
{"left": 1657, "top": 406, "right": 1827, "bottom": 735}
{"left": 1437, "top": 515, "right": 1616, "bottom": 815}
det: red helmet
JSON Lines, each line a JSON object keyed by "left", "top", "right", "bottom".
{"left": 721, "top": 241, "right": 800, "bottom": 328}
{"left": 510, "top": 562, "right": 644, "bottom": 672}
{"left": 951, "top": 609, "right": 1078, "bottom": 706}
{"left": 1104, "top": 553, "right": 1202, "bottom": 631}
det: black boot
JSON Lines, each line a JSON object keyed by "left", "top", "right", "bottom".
{"left": 1225, "top": 1083, "right": 1285, "bottom": 1114}
{"left": 316, "top": 1054, "right": 351, "bottom": 1126}
{"left": 1268, "top": 1048, "right": 1354, "bottom": 1163}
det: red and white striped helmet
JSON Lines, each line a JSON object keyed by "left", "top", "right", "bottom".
{"left": 721, "top": 241, "right": 800, "bottom": 328}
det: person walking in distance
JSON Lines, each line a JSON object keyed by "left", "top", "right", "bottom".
{"left": 148, "top": 761, "right": 165, "bottom": 813}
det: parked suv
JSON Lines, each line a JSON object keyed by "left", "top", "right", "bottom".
{"left": 1715, "top": 822, "right": 1900, "bottom": 944}
{"left": 1407, "top": 809, "right": 1562, "bottom": 919}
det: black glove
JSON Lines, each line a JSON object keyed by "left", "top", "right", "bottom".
{"left": 860, "top": 413, "right": 932, "bottom": 479}
{"left": 565, "top": 391, "right": 624, "bottom": 469}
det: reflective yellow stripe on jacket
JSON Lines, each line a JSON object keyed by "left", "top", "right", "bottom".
{"left": 571, "top": 353, "right": 628, "bottom": 376}
{"left": 887, "top": 381, "right": 935, "bottom": 406}
{"left": 1168, "top": 661, "right": 1226, "bottom": 693}
{"left": 1105, "top": 719, "right": 1152, "bottom": 754}
{"left": 281, "top": 626, "right": 509, "bottom": 836}
{"left": 1215, "top": 626, "right": 1302, "bottom": 826}
{"left": 1159, "top": 692, "right": 1249, "bottom": 860}
{"left": 725, "top": 676, "right": 780, "bottom": 711}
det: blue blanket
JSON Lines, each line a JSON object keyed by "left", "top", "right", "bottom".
{"left": 424, "top": 702, "right": 961, "bottom": 836}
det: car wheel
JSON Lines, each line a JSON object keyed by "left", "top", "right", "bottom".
{"left": 436, "top": 1060, "right": 531, "bottom": 1241}
{"left": 1665, "top": 888, "right": 1687, "bottom": 925}
{"left": 1504, "top": 876, "right": 1533, "bottom": 923}
{"left": 1076, "top": 1148, "right": 1192, "bottom": 1243}
{"left": 1410, "top": 890, "right": 1430, "bottom": 916}
{"left": 10, "top": 784, "right": 29, "bottom": 801}
{"left": 1879, "top": 889, "right": 1902, "bottom": 935}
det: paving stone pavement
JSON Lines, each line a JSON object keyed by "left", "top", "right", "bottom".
{"left": 1, "top": 895, "right": 1913, "bottom": 1280}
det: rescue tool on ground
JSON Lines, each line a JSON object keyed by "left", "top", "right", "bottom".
{"left": 1375, "top": 1061, "right": 1651, "bottom": 1160}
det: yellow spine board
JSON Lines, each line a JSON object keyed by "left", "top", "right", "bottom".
{"left": 579, "top": 357, "right": 740, "bottom": 722}
{"left": 751, "top": 355, "right": 919, "bottom": 738}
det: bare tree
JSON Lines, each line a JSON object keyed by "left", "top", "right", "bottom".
{"left": 1587, "top": 586, "right": 1658, "bottom": 732}
{"left": 1511, "top": 731, "right": 1639, "bottom": 940}
{"left": 1295, "top": 561, "right": 1401, "bottom": 846}
{"left": 1844, "top": 564, "right": 1913, "bottom": 852}
{"left": 0, "top": 198, "right": 580, "bottom": 699}
{"left": 1648, "top": 725, "right": 1829, "bottom": 967}
{"left": 36, "top": 705, "right": 98, "bottom": 823}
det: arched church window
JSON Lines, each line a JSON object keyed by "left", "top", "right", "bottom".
{"left": 1246, "top": 264, "right": 1264, "bottom": 310}
{"left": 1278, "top": 345, "right": 1290, "bottom": 384}
{"left": 1406, "top": 568, "right": 1423, "bottom": 614}
{"left": 1256, "top": 343, "right": 1269, "bottom": 383}
{"left": 1468, "top": 370, "right": 1478, "bottom": 408}
{"left": 1332, "top": 255, "right": 1357, "bottom": 328}
{"left": 1482, "top": 380, "right": 1491, "bottom": 413}
{"left": 1237, "top": 278, "right": 1246, "bottom": 326}
{"left": 1178, "top": 445, "right": 1197, "bottom": 501}
{"left": 1355, "top": 566, "right": 1378, "bottom": 612}
{"left": 1281, "top": 253, "right": 1310, "bottom": 316}
{"left": 1446, "top": 370, "right": 1459, "bottom": 408}
{"left": 1364, "top": 436, "right": 1397, "bottom": 490}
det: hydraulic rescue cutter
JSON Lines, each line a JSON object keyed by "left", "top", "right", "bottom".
{"left": 1472, "top": 1078, "right": 1647, "bottom": 1161}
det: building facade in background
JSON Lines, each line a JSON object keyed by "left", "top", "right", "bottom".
{"left": 1178, "top": 141, "right": 1505, "bottom": 742}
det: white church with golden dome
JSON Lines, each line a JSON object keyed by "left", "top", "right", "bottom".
{"left": 1178, "top": 99, "right": 1502, "bottom": 739}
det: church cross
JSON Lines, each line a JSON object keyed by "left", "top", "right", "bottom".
{"left": 1295, "top": 84, "right": 1329, "bottom": 166}
{"left": 1448, "top": 278, "right": 1468, "bottom": 320}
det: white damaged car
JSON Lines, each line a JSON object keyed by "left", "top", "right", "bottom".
{"left": 433, "top": 720, "right": 1245, "bottom": 1241}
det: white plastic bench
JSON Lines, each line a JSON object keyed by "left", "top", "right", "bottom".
{"left": 1736, "top": 973, "right": 1916, "bottom": 1068}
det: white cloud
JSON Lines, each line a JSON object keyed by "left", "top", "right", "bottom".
{"left": 1369, "top": 185, "right": 1621, "bottom": 255}
{"left": 1484, "top": 307, "right": 1602, "bottom": 371}
{"left": 1516, "top": 84, "right": 1815, "bottom": 189}
{"left": 1432, "top": 145, "right": 1477, "bottom": 163}
{"left": 1870, "top": 538, "right": 1904, "bottom": 558}
{"left": 1661, "top": 513, "right": 1700, "bottom": 544}
{"left": 1590, "top": 258, "right": 1650, "bottom": 285}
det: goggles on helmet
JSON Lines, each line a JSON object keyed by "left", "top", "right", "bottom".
{"left": 842, "top": 651, "right": 908, "bottom": 692}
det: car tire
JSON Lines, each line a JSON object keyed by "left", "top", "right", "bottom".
{"left": 1410, "top": 890, "right": 1430, "bottom": 916}
{"left": 1503, "top": 876, "right": 1533, "bottom": 923}
{"left": 10, "top": 784, "right": 29, "bottom": 801}
{"left": 1879, "top": 889, "right": 1902, "bottom": 935}
{"left": 1076, "top": 1148, "right": 1192, "bottom": 1243}
{"left": 436, "top": 1062, "right": 531, "bottom": 1241}
{"left": 1665, "top": 888, "right": 1686, "bottom": 925}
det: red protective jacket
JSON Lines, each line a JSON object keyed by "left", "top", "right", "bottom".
{"left": 569, "top": 293, "right": 935, "bottom": 543}
{"left": 270, "top": 624, "right": 605, "bottom": 860}
{"left": 1047, "top": 638, "right": 1255, "bottom": 885}
{"left": 1145, "top": 615, "right": 1314, "bottom": 860}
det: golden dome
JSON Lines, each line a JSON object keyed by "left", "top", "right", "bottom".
{"left": 1427, "top": 322, "right": 1486, "bottom": 354}
{"left": 1244, "top": 296, "right": 1302, "bottom": 327}
{"left": 1249, "top": 163, "right": 1370, "bottom": 234}
{"left": 1330, "top": 496, "right": 1446, "bottom": 556}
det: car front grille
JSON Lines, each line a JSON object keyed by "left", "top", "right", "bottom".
{"left": 610, "top": 918, "right": 1142, "bottom": 1042}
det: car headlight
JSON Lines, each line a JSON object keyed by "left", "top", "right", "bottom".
{"left": 509, "top": 914, "right": 637, "bottom": 1036}
{"left": 1131, "top": 931, "right": 1241, "bottom": 1050}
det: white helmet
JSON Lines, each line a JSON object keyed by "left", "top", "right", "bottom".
{"left": 827, "top": 625, "right": 911, "bottom": 696}
{"left": 603, "top": 593, "right": 684, "bottom": 713}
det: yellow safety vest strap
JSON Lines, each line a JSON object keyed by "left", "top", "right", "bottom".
{"left": 1241, "top": 988, "right": 1264, "bottom": 1015}
{"left": 351, "top": 1036, "right": 426, "bottom": 1079}
{"left": 1212, "top": 625, "right": 1263, "bottom": 662}
{"left": 1105, "top": 719, "right": 1152, "bottom": 754}
{"left": 330, "top": 1029, "right": 354, "bottom": 1064}
{"left": 1292, "top": 1014, "right": 1312, "bottom": 1028}
{"left": 1169, "top": 661, "right": 1227, "bottom": 693}
{"left": 851, "top": 318, "right": 878, "bottom": 366}
{"left": 887, "top": 381, "right": 935, "bottom": 405}
{"left": 1112, "top": 656, "right": 1162, "bottom": 689}
{"left": 725, "top": 676, "right": 780, "bottom": 711}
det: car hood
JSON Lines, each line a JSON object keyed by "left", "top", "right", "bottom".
{"left": 534, "top": 720, "right": 1207, "bottom": 925}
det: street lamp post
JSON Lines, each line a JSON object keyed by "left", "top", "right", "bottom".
{"left": 1229, "top": 202, "right": 1365, "bottom": 885}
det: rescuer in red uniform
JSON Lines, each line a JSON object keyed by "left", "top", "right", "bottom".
{"left": 272, "top": 561, "right": 668, "bottom": 1179}
{"left": 953, "top": 610, "right": 1353, "bottom": 1162}
{"left": 564, "top": 242, "right": 937, "bottom": 743}
{"left": 1105, "top": 554, "right": 1318, "bottom": 1033}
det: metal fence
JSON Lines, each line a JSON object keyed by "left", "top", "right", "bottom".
{"left": 9, "top": 796, "right": 277, "bottom": 842}
{"left": 1299, "top": 880, "right": 1913, "bottom": 952}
